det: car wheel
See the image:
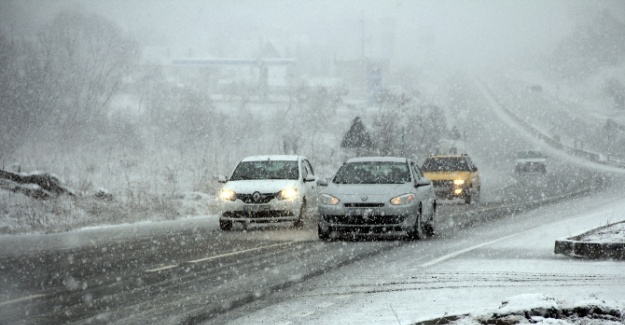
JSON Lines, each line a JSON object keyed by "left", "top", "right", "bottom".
{"left": 424, "top": 204, "right": 436, "bottom": 237}
{"left": 472, "top": 187, "right": 481, "bottom": 204}
{"left": 406, "top": 206, "right": 423, "bottom": 240}
{"left": 294, "top": 200, "right": 307, "bottom": 229}
{"left": 464, "top": 191, "right": 472, "bottom": 204}
{"left": 219, "top": 219, "right": 233, "bottom": 231}
{"left": 318, "top": 224, "right": 330, "bottom": 240}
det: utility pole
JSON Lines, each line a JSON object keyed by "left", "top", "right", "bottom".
{"left": 360, "top": 11, "right": 365, "bottom": 64}
{"left": 359, "top": 11, "right": 366, "bottom": 99}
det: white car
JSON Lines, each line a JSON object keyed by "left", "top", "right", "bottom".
{"left": 217, "top": 155, "right": 322, "bottom": 230}
{"left": 514, "top": 150, "right": 547, "bottom": 175}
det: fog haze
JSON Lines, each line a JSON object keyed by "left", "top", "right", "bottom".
{"left": 3, "top": 0, "right": 620, "bottom": 69}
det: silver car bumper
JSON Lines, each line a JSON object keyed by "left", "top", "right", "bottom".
{"left": 318, "top": 204, "right": 417, "bottom": 232}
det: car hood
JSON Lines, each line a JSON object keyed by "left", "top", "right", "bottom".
{"left": 323, "top": 183, "right": 413, "bottom": 196}
{"left": 223, "top": 180, "right": 298, "bottom": 194}
{"left": 423, "top": 171, "right": 471, "bottom": 181}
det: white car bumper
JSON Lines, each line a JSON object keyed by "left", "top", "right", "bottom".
{"left": 219, "top": 197, "right": 303, "bottom": 223}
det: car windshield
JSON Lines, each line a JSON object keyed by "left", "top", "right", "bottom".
{"left": 515, "top": 151, "right": 543, "bottom": 159}
{"left": 333, "top": 161, "right": 411, "bottom": 184}
{"left": 422, "top": 157, "right": 470, "bottom": 172}
{"left": 230, "top": 160, "right": 299, "bottom": 181}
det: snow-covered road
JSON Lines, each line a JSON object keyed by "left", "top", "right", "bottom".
{"left": 222, "top": 187, "right": 625, "bottom": 325}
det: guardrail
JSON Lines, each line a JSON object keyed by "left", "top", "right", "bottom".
{"left": 446, "top": 184, "right": 597, "bottom": 228}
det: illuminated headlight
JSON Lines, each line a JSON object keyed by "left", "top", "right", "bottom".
{"left": 454, "top": 188, "right": 464, "bottom": 195}
{"left": 278, "top": 187, "right": 298, "bottom": 200}
{"left": 220, "top": 189, "right": 236, "bottom": 201}
{"left": 390, "top": 193, "right": 416, "bottom": 205}
{"left": 319, "top": 193, "right": 340, "bottom": 205}
{"left": 453, "top": 179, "right": 465, "bottom": 186}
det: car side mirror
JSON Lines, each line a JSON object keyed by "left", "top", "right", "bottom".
{"left": 304, "top": 175, "right": 316, "bottom": 182}
{"left": 316, "top": 177, "right": 328, "bottom": 186}
{"left": 218, "top": 175, "right": 228, "bottom": 183}
{"left": 416, "top": 177, "right": 431, "bottom": 187}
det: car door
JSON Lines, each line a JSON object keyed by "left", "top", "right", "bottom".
{"left": 412, "top": 161, "right": 434, "bottom": 217}
{"left": 465, "top": 157, "right": 480, "bottom": 189}
{"left": 301, "top": 159, "right": 320, "bottom": 208}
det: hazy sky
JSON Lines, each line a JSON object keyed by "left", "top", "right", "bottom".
{"left": 1, "top": 0, "right": 623, "bottom": 68}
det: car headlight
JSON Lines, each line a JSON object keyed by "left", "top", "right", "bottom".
{"left": 220, "top": 189, "right": 236, "bottom": 201}
{"left": 319, "top": 193, "right": 340, "bottom": 205}
{"left": 390, "top": 193, "right": 416, "bottom": 205}
{"left": 278, "top": 187, "right": 298, "bottom": 200}
{"left": 453, "top": 179, "right": 465, "bottom": 186}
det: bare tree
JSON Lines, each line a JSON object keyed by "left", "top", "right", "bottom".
{"left": 35, "top": 10, "right": 138, "bottom": 142}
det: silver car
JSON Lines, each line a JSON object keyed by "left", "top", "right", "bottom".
{"left": 317, "top": 157, "right": 436, "bottom": 240}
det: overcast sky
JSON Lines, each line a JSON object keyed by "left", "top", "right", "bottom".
{"left": 1, "top": 0, "right": 623, "bottom": 68}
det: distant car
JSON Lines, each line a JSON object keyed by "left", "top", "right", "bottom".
{"left": 217, "top": 155, "right": 322, "bottom": 230}
{"left": 514, "top": 150, "right": 547, "bottom": 175}
{"left": 317, "top": 157, "right": 436, "bottom": 240}
{"left": 421, "top": 154, "right": 481, "bottom": 204}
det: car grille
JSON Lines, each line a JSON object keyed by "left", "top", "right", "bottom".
{"left": 432, "top": 180, "right": 453, "bottom": 187}
{"left": 343, "top": 203, "right": 385, "bottom": 208}
{"left": 323, "top": 215, "right": 405, "bottom": 225}
{"left": 518, "top": 163, "right": 545, "bottom": 172}
{"left": 236, "top": 193, "right": 277, "bottom": 204}
{"left": 223, "top": 211, "right": 294, "bottom": 218}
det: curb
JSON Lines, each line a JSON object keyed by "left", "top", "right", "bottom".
{"left": 413, "top": 314, "right": 467, "bottom": 325}
{"left": 554, "top": 221, "right": 625, "bottom": 259}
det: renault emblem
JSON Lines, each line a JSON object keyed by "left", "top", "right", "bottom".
{"left": 361, "top": 195, "right": 368, "bottom": 201}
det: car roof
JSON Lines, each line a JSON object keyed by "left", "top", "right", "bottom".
{"left": 345, "top": 156, "right": 408, "bottom": 163}
{"left": 241, "top": 155, "right": 302, "bottom": 162}
{"left": 427, "top": 154, "right": 468, "bottom": 159}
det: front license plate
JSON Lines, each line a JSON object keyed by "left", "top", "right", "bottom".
{"left": 243, "top": 205, "right": 270, "bottom": 212}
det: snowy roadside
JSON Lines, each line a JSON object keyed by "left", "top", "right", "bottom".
{"left": 0, "top": 185, "right": 218, "bottom": 236}
{"left": 580, "top": 221, "right": 625, "bottom": 243}
{"left": 0, "top": 212, "right": 220, "bottom": 257}
{"left": 419, "top": 293, "right": 624, "bottom": 325}
{"left": 0, "top": 186, "right": 222, "bottom": 256}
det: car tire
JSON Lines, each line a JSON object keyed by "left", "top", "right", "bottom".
{"left": 294, "top": 200, "right": 307, "bottom": 229}
{"left": 219, "top": 219, "right": 233, "bottom": 231}
{"left": 464, "top": 191, "right": 472, "bottom": 204}
{"left": 424, "top": 204, "right": 436, "bottom": 237}
{"left": 406, "top": 206, "right": 423, "bottom": 240}
{"left": 318, "top": 224, "right": 330, "bottom": 240}
{"left": 472, "top": 187, "right": 481, "bottom": 204}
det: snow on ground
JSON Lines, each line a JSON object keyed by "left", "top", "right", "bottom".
{"left": 226, "top": 183, "right": 625, "bottom": 325}
{"left": 0, "top": 212, "right": 220, "bottom": 257}
{"left": 0, "top": 180, "right": 217, "bottom": 235}
{"left": 579, "top": 221, "right": 625, "bottom": 243}
{"left": 447, "top": 293, "right": 624, "bottom": 324}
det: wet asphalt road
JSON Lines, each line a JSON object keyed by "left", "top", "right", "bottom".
{"left": 0, "top": 75, "right": 619, "bottom": 324}
{"left": 0, "top": 163, "right": 606, "bottom": 324}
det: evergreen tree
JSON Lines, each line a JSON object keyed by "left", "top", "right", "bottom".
{"left": 341, "top": 117, "right": 373, "bottom": 151}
